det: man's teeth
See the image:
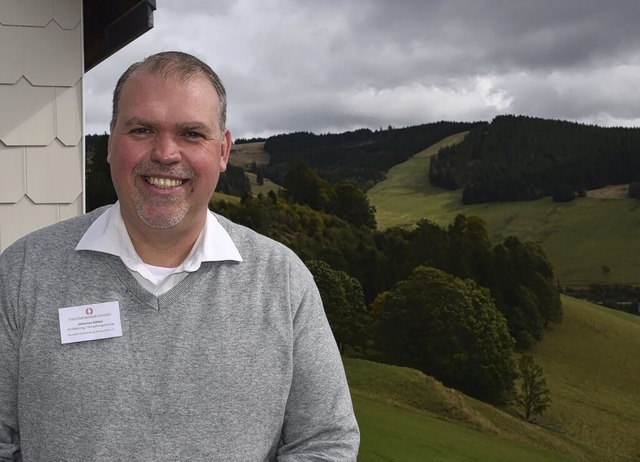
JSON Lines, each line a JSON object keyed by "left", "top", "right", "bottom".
{"left": 146, "top": 177, "right": 184, "bottom": 188}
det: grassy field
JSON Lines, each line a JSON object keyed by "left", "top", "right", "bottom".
{"left": 353, "top": 395, "right": 578, "bottom": 462}
{"left": 345, "top": 296, "right": 640, "bottom": 461}
{"left": 246, "top": 171, "right": 282, "bottom": 196}
{"left": 367, "top": 133, "right": 640, "bottom": 288}
{"left": 211, "top": 191, "right": 241, "bottom": 204}
{"left": 531, "top": 296, "right": 640, "bottom": 459}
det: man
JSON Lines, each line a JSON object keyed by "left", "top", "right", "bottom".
{"left": 0, "top": 51, "right": 359, "bottom": 460}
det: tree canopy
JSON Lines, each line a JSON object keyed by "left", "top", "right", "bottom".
{"left": 373, "top": 266, "right": 518, "bottom": 404}
{"left": 306, "top": 260, "right": 370, "bottom": 353}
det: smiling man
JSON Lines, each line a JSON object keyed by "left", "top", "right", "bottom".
{"left": 0, "top": 51, "right": 359, "bottom": 461}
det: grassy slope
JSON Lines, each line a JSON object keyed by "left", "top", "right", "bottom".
{"left": 346, "top": 359, "right": 583, "bottom": 461}
{"left": 531, "top": 296, "right": 640, "bottom": 459}
{"left": 346, "top": 296, "right": 640, "bottom": 461}
{"left": 246, "top": 172, "right": 282, "bottom": 196}
{"left": 363, "top": 132, "right": 640, "bottom": 460}
{"left": 353, "top": 395, "right": 578, "bottom": 462}
{"left": 211, "top": 191, "right": 241, "bottom": 203}
{"left": 367, "top": 133, "right": 640, "bottom": 288}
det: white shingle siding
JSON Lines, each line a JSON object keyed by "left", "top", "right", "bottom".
{"left": 26, "top": 141, "right": 82, "bottom": 204}
{"left": 0, "top": 144, "right": 25, "bottom": 204}
{"left": 0, "top": 79, "right": 57, "bottom": 146}
{"left": 56, "top": 82, "right": 83, "bottom": 146}
{"left": 23, "top": 22, "right": 82, "bottom": 86}
{"left": 0, "top": 0, "right": 54, "bottom": 27}
{"left": 0, "top": 0, "right": 83, "bottom": 252}
{"left": 53, "top": 0, "right": 82, "bottom": 30}
{"left": 0, "top": 26, "right": 22, "bottom": 83}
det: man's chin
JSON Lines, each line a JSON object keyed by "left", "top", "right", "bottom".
{"left": 135, "top": 207, "right": 188, "bottom": 230}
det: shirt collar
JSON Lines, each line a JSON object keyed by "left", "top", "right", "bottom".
{"left": 76, "top": 202, "right": 243, "bottom": 276}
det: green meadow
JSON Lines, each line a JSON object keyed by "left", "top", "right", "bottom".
{"left": 353, "top": 396, "right": 576, "bottom": 462}
{"left": 246, "top": 171, "right": 282, "bottom": 196}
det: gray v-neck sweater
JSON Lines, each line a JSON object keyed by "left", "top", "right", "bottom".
{"left": 0, "top": 207, "right": 359, "bottom": 461}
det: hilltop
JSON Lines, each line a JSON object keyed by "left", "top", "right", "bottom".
{"left": 430, "top": 115, "right": 640, "bottom": 204}
{"left": 258, "top": 121, "right": 484, "bottom": 189}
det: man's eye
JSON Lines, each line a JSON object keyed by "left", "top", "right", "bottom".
{"left": 185, "top": 131, "right": 204, "bottom": 138}
{"left": 130, "top": 127, "right": 150, "bottom": 135}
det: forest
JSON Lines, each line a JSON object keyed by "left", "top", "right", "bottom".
{"left": 429, "top": 115, "right": 640, "bottom": 204}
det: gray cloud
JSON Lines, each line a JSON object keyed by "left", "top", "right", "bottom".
{"left": 84, "top": 0, "right": 640, "bottom": 139}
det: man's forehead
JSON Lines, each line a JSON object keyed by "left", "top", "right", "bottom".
{"left": 119, "top": 72, "right": 220, "bottom": 110}
{"left": 123, "top": 69, "right": 218, "bottom": 98}
{"left": 115, "top": 74, "right": 221, "bottom": 131}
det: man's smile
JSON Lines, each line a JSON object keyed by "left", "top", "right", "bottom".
{"left": 143, "top": 176, "right": 188, "bottom": 189}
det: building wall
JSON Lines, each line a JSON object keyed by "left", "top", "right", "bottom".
{"left": 0, "top": 0, "right": 83, "bottom": 252}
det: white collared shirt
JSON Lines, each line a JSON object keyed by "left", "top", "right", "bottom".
{"left": 76, "top": 202, "right": 243, "bottom": 296}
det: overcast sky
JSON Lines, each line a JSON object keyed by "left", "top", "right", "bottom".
{"left": 84, "top": 0, "right": 640, "bottom": 140}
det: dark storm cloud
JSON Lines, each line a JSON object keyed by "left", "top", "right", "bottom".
{"left": 357, "top": 0, "right": 640, "bottom": 71}
{"left": 84, "top": 0, "right": 640, "bottom": 138}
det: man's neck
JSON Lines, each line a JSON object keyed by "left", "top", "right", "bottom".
{"left": 124, "top": 215, "right": 205, "bottom": 268}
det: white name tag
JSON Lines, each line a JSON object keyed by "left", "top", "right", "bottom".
{"left": 58, "top": 301, "right": 123, "bottom": 344}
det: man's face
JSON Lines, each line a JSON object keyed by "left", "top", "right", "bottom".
{"left": 107, "top": 70, "right": 231, "bottom": 233}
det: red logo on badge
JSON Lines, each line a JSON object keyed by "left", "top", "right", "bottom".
{"left": 85, "top": 307, "right": 94, "bottom": 315}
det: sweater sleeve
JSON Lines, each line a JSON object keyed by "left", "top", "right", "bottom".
{"left": 276, "top": 276, "right": 360, "bottom": 461}
{"left": 0, "top": 272, "right": 21, "bottom": 461}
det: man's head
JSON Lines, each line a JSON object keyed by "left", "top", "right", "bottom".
{"left": 107, "top": 51, "right": 232, "bottom": 236}
{"left": 111, "top": 51, "right": 227, "bottom": 134}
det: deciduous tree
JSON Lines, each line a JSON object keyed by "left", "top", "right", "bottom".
{"left": 516, "top": 355, "right": 551, "bottom": 421}
{"left": 307, "top": 260, "right": 370, "bottom": 353}
{"left": 373, "top": 265, "right": 517, "bottom": 404}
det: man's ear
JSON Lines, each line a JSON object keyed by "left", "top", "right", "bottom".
{"left": 106, "top": 131, "right": 113, "bottom": 164}
{"left": 219, "top": 129, "right": 232, "bottom": 172}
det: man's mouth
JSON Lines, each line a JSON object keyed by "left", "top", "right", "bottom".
{"left": 144, "top": 176, "right": 186, "bottom": 189}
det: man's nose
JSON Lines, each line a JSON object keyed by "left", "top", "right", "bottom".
{"left": 150, "top": 134, "right": 181, "bottom": 164}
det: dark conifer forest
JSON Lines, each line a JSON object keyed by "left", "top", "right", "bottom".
{"left": 429, "top": 115, "right": 640, "bottom": 204}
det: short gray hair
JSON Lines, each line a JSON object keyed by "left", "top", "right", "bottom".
{"left": 110, "top": 51, "right": 227, "bottom": 132}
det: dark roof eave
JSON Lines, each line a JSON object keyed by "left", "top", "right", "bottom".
{"left": 83, "top": 0, "right": 157, "bottom": 72}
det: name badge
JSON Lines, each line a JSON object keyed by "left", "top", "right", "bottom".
{"left": 58, "top": 301, "right": 123, "bottom": 344}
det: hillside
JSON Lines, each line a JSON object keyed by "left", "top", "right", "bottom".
{"left": 368, "top": 135, "right": 640, "bottom": 289}
{"left": 364, "top": 131, "right": 640, "bottom": 459}
{"left": 229, "top": 141, "right": 270, "bottom": 169}
{"left": 346, "top": 296, "right": 640, "bottom": 461}
{"left": 260, "top": 121, "right": 484, "bottom": 189}
{"left": 532, "top": 296, "right": 640, "bottom": 458}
